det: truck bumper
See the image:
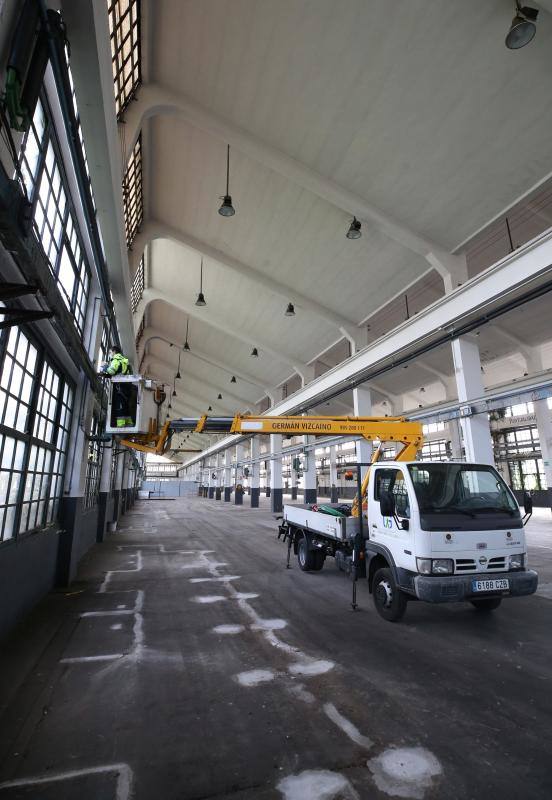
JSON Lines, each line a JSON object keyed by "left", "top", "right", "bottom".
{"left": 413, "top": 569, "right": 538, "bottom": 603}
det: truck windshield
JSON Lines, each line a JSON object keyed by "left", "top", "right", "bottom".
{"left": 407, "top": 464, "right": 519, "bottom": 519}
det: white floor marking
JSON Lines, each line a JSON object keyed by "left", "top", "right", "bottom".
{"left": 368, "top": 747, "right": 442, "bottom": 799}
{"left": 250, "top": 619, "right": 287, "bottom": 631}
{"left": 212, "top": 624, "right": 245, "bottom": 635}
{"left": 189, "top": 575, "right": 241, "bottom": 583}
{"left": 192, "top": 595, "right": 228, "bottom": 604}
{"left": 0, "top": 763, "right": 133, "bottom": 799}
{"left": 98, "top": 550, "right": 143, "bottom": 594}
{"left": 117, "top": 604, "right": 127, "bottom": 609}
{"left": 277, "top": 769, "right": 359, "bottom": 800}
{"left": 110, "top": 623, "right": 123, "bottom": 631}
{"left": 288, "top": 660, "right": 335, "bottom": 676}
{"left": 236, "top": 669, "right": 276, "bottom": 686}
{"left": 235, "top": 592, "right": 259, "bottom": 600}
{"left": 61, "top": 590, "right": 145, "bottom": 664}
{"left": 323, "top": 703, "right": 373, "bottom": 749}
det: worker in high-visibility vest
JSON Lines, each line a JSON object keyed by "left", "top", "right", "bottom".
{"left": 100, "top": 349, "right": 134, "bottom": 427}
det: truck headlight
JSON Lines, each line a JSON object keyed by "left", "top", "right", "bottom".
{"left": 432, "top": 559, "right": 454, "bottom": 575}
{"left": 416, "top": 558, "right": 432, "bottom": 575}
{"left": 509, "top": 553, "right": 525, "bottom": 570}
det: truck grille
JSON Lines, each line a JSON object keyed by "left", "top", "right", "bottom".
{"left": 454, "top": 557, "right": 507, "bottom": 573}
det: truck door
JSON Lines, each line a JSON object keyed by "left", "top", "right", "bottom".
{"left": 371, "top": 467, "right": 412, "bottom": 556}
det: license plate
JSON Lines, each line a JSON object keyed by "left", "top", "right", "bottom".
{"left": 471, "top": 578, "right": 509, "bottom": 593}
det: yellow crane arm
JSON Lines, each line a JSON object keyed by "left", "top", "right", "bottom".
{"left": 119, "top": 413, "right": 423, "bottom": 515}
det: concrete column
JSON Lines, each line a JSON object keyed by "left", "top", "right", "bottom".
{"left": 96, "top": 442, "right": 113, "bottom": 542}
{"left": 224, "top": 449, "right": 232, "bottom": 501}
{"left": 208, "top": 460, "right": 215, "bottom": 499}
{"left": 270, "top": 434, "right": 283, "bottom": 512}
{"left": 113, "top": 449, "right": 125, "bottom": 522}
{"left": 451, "top": 336, "right": 494, "bottom": 464}
{"left": 329, "top": 445, "right": 338, "bottom": 503}
{"left": 120, "top": 452, "right": 129, "bottom": 513}
{"left": 447, "top": 419, "right": 463, "bottom": 460}
{"left": 215, "top": 452, "right": 222, "bottom": 500}
{"left": 235, "top": 443, "right": 244, "bottom": 505}
{"left": 291, "top": 457, "right": 298, "bottom": 500}
{"left": 265, "top": 460, "right": 271, "bottom": 497}
{"left": 250, "top": 436, "right": 260, "bottom": 507}
{"left": 353, "top": 386, "right": 372, "bottom": 476}
{"left": 303, "top": 436, "right": 317, "bottom": 505}
{"left": 534, "top": 399, "right": 552, "bottom": 510}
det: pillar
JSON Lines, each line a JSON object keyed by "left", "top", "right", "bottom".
{"left": 235, "top": 443, "right": 244, "bottom": 505}
{"left": 447, "top": 419, "right": 463, "bottom": 460}
{"left": 353, "top": 386, "right": 372, "bottom": 476}
{"left": 451, "top": 336, "right": 494, "bottom": 464}
{"left": 215, "top": 452, "right": 222, "bottom": 500}
{"left": 329, "top": 445, "right": 338, "bottom": 503}
{"left": 113, "top": 449, "right": 125, "bottom": 521}
{"left": 250, "top": 436, "right": 260, "bottom": 508}
{"left": 208, "top": 461, "right": 215, "bottom": 499}
{"left": 534, "top": 399, "right": 552, "bottom": 510}
{"left": 224, "top": 449, "right": 232, "bottom": 501}
{"left": 291, "top": 457, "right": 298, "bottom": 500}
{"left": 303, "top": 436, "right": 317, "bottom": 505}
{"left": 265, "top": 460, "right": 271, "bottom": 497}
{"left": 270, "top": 434, "right": 283, "bottom": 512}
{"left": 96, "top": 442, "right": 113, "bottom": 542}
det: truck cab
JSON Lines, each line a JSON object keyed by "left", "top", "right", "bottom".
{"left": 282, "top": 460, "right": 537, "bottom": 622}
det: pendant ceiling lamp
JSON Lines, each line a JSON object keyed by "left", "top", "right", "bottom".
{"left": 183, "top": 318, "right": 191, "bottom": 352}
{"left": 195, "top": 258, "right": 207, "bottom": 306}
{"left": 346, "top": 216, "right": 362, "bottom": 239}
{"left": 218, "top": 144, "right": 236, "bottom": 216}
{"left": 505, "top": 3, "right": 538, "bottom": 48}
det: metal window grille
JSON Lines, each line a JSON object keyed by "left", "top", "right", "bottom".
{"left": 0, "top": 324, "right": 74, "bottom": 542}
{"left": 18, "top": 99, "right": 91, "bottom": 335}
{"left": 123, "top": 134, "right": 143, "bottom": 247}
{"left": 130, "top": 256, "right": 144, "bottom": 313}
{"left": 107, "top": 0, "right": 141, "bottom": 119}
{"left": 421, "top": 439, "right": 449, "bottom": 462}
{"left": 84, "top": 414, "right": 103, "bottom": 510}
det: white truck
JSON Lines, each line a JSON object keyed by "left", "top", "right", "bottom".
{"left": 280, "top": 460, "right": 538, "bottom": 621}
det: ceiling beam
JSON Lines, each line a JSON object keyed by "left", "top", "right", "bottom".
{"left": 138, "top": 327, "right": 274, "bottom": 394}
{"left": 142, "top": 356, "right": 253, "bottom": 407}
{"left": 135, "top": 288, "right": 312, "bottom": 378}
{"left": 130, "top": 219, "right": 360, "bottom": 344}
{"left": 123, "top": 82, "right": 466, "bottom": 285}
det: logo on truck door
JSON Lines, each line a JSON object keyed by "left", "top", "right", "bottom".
{"left": 383, "top": 517, "right": 393, "bottom": 529}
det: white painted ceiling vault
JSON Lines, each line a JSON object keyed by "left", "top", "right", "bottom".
{"left": 120, "top": 0, "right": 552, "bottom": 457}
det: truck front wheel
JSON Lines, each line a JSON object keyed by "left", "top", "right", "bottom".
{"left": 372, "top": 568, "right": 407, "bottom": 622}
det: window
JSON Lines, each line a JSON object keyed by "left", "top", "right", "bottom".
{"left": 130, "top": 256, "right": 144, "bottom": 313}
{"left": 421, "top": 439, "right": 449, "bottom": 461}
{"left": 0, "top": 326, "right": 73, "bottom": 542}
{"left": 107, "top": 0, "right": 141, "bottom": 119}
{"left": 19, "top": 100, "right": 91, "bottom": 335}
{"left": 504, "top": 402, "right": 534, "bottom": 418}
{"left": 123, "top": 134, "right": 143, "bottom": 247}
{"left": 373, "top": 468, "right": 410, "bottom": 518}
{"left": 84, "top": 415, "right": 103, "bottom": 510}
{"left": 408, "top": 463, "right": 518, "bottom": 514}
{"left": 422, "top": 422, "right": 445, "bottom": 435}
{"left": 508, "top": 459, "right": 547, "bottom": 492}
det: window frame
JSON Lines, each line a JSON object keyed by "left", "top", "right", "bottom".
{"left": 0, "top": 321, "right": 75, "bottom": 545}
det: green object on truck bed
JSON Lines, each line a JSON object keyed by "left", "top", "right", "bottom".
{"left": 317, "top": 504, "right": 347, "bottom": 517}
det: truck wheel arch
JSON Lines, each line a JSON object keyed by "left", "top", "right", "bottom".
{"left": 366, "top": 544, "right": 397, "bottom": 593}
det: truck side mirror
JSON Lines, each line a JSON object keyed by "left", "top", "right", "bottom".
{"left": 380, "top": 491, "right": 395, "bottom": 517}
{"left": 523, "top": 491, "right": 533, "bottom": 516}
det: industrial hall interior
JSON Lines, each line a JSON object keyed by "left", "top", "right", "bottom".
{"left": 1, "top": 1, "right": 552, "bottom": 799}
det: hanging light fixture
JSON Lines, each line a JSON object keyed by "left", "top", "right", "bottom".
{"left": 285, "top": 302, "right": 295, "bottom": 317}
{"left": 168, "top": 402, "right": 172, "bottom": 409}
{"left": 172, "top": 387, "right": 177, "bottom": 398}
{"left": 175, "top": 349, "right": 182, "bottom": 379}
{"left": 195, "top": 258, "right": 207, "bottom": 306}
{"left": 208, "top": 405, "right": 212, "bottom": 411}
{"left": 251, "top": 347, "right": 259, "bottom": 357}
{"left": 346, "top": 216, "right": 362, "bottom": 239}
{"left": 217, "top": 393, "right": 222, "bottom": 400}
{"left": 230, "top": 375, "right": 236, "bottom": 383}
{"left": 218, "top": 144, "right": 236, "bottom": 217}
{"left": 505, "top": 3, "right": 538, "bottom": 49}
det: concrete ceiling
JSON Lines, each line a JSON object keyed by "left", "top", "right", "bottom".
{"left": 129, "top": 0, "right": 552, "bottom": 454}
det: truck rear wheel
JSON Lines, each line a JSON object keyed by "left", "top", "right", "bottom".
{"left": 297, "top": 534, "right": 325, "bottom": 572}
{"left": 372, "top": 567, "right": 407, "bottom": 622}
{"left": 470, "top": 597, "right": 502, "bottom": 611}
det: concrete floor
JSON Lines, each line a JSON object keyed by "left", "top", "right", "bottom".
{"left": 0, "top": 495, "right": 551, "bottom": 800}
